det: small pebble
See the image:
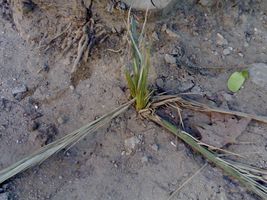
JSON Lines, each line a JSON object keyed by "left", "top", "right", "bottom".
{"left": 12, "top": 85, "right": 27, "bottom": 96}
{"left": 124, "top": 136, "right": 140, "bottom": 151}
{"left": 57, "top": 116, "right": 67, "bottom": 125}
{"left": 141, "top": 156, "right": 149, "bottom": 163}
{"left": 70, "top": 86, "right": 75, "bottom": 91}
{"left": 161, "top": 24, "right": 167, "bottom": 32}
{"left": 238, "top": 53, "right": 244, "bottom": 57}
{"left": 244, "top": 42, "right": 249, "bottom": 47}
{"left": 151, "top": 144, "right": 159, "bottom": 151}
{"left": 216, "top": 33, "right": 228, "bottom": 46}
{"left": 152, "top": 32, "right": 159, "bottom": 41}
{"left": 164, "top": 54, "right": 176, "bottom": 64}
{"left": 156, "top": 78, "right": 164, "bottom": 88}
{"left": 223, "top": 48, "right": 231, "bottom": 55}
{"left": 166, "top": 29, "right": 180, "bottom": 38}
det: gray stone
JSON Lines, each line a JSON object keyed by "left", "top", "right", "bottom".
{"left": 216, "top": 33, "right": 228, "bottom": 46}
{"left": 11, "top": 84, "right": 27, "bottom": 96}
{"left": 141, "top": 155, "right": 149, "bottom": 163}
{"left": 161, "top": 24, "right": 167, "bottom": 32}
{"left": 249, "top": 63, "right": 267, "bottom": 89}
{"left": 151, "top": 143, "right": 159, "bottom": 151}
{"left": 124, "top": 136, "right": 140, "bottom": 150}
{"left": 223, "top": 48, "right": 231, "bottom": 55}
{"left": 69, "top": 85, "right": 75, "bottom": 90}
{"left": 57, "top": 116, "right": 67, "bottom": 125}
{"left": 164, "top": 54, "right": 176, "bottom": 64}
{"left": 122, "top": 0, "right": 173, "bottom": 10}
{"left": 152, "top": 32, "right": 159, "bottom": 41}
{"left": 0, "top": 193, "right": 8, "bottom": 200}
{"left": 156, "top": 78, "right": 164, "bottom": 88}
{"left": 166, "top": 29, "right": 180, "bottom": 38}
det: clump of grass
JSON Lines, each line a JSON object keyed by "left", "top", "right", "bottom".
{"left": 125, "top": 10, "right": 150, "bottom": 111}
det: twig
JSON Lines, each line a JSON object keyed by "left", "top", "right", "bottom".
{"left": 39, "top": 23, "right": 72, "bottom": 51}
{"left": 150, "top": 95, "right": 267, "bottom": 124}
{"left": 167, "top": 163, "right": 208, "bottom": 200}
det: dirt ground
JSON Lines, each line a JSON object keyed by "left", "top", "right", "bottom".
{"left": 0, "top": 0, "right": 267, "bottom": 199}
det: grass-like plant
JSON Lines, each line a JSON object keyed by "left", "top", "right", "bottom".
{"left": 141, "top": 96, "right": 267, "bottom": 199}
{"left": 125, "top": 12, "right": 150, "bottom": 111}
{"left": 149, "top": 114, "right": 267, "bottom": 199}
{"left": 0, "top": 100, "right": 134, "bottom": 184}
{"left": 1, "top": 10, "right": 267, "bottom": 200}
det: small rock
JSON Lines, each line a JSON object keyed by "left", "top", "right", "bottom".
{"left": 151, "top": 143, "right": 159, "bottom": 151}
{"left": 69, "top": 85, "right": 75, "bottom": 91}
{"left": 12, "top": 85, "right": 27, "bottom": 96}
{"left": 141, "top": 155, "right": 149, "bottom": 163}
{"left": 118, "top": 1, "right": 127, "bottom": 10}
{"left": 249, "top": 63, "right": 267, "bottom": 89}
{"left": 156, "top": 78, "right": 164, "bottom": 88}
{"left": 124, "top": 136, "right": 140, "bottom": 151}
{"left": 216, "top": 33, "right": 228, "bottom": 46}
{"left": 161, "top": 24, "right": 167, "bottom": 32}
{"left": 0, "top": 193, "right": 8, "bottom": 200}
{"left": 0, "top": 98, "right": 11, "bottom": 111}
{"left": 164, "top": 54, "right": 176, "bottom": 64}
{"left": 238, "top": 52, "right": 244, "bottom": 57}
{"left": 223, "top": 48, "right": 231, "bottom": 55}
{"left": 244, "top": 42, "right": 249, "bottom": 47}
{"left": 152, "top": 32, "right": 159, "bottom": 41}
{"left": 166, "top": 29, "right": 180, "bottom": 38}
{"left": 57, "top": 116, "right": 67, "bottom": 125}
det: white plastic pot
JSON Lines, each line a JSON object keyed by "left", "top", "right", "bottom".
{"left": 122, "top": 0, "right": 174, "bottom": 10}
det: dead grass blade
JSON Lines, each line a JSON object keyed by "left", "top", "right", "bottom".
{"left": 0, "top": 99, "right": 134, "bottom": 184}
{"left": 167, "top": 163, "right": 208, "bottom": 200}
{"left": 150, "top": 95, "right": 267, "bottom": 124}
{"left": 146, "top": 113, "right": 267, "bottom": 199}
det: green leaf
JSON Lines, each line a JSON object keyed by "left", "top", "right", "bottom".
{"left": 227, "top": 70, "right": 249, "bottom": 92}
{"left": 241, "top": 69, "right": 249, "bottom": 79}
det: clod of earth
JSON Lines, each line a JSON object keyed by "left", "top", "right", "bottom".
{"left": 11, "top": 85, "right": 28, "bottom": 100}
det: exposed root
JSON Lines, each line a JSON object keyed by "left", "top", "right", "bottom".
{"left": 148, "top": 95, "right": 267, "bottom": 124}
{"left": 71, "top": 19, "right": 95, "bottom": 74}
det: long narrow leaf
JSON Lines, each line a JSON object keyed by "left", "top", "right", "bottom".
{"left": 0, "top": 99, "right": 134, "bottom": 184}
{"left": 147, "top": 113, "right": 267, "bottom": 199}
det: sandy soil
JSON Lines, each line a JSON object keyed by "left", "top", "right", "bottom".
{"left": 0, "top": 0, "right": 267, "bottom": 199}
